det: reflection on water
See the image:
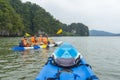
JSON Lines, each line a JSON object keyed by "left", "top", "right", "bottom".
{"left": 21, "top": 49, "right": 49, "bottom": 63}
{"left": 41, "top": 48, "right": 49, "bottom": 59}
{"left": 22, "top": 50, "right": 31, "bottom": 62}
{"left": 0, "top": 49, "right": 52, "bottom": 80}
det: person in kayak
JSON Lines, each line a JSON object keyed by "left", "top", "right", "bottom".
{"left": 30, "top": 35, "right": 38, "bottom": 46}
{"left": 37, "top": 34, "right": 44, "bottom": 45}
{"left": 43, "top": 34, "right": 50, "bottom": 45}
{"left": 42, "top": 34, "right": 57, "bottom": 47}
{"left": 40, "top": 34, "right": 50, "bottom": 48}
{"left": 19, "top": 37, "right": 31, "bottom": 47}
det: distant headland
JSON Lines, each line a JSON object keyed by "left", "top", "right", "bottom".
{"left": 89, "top": 30, "right": 120, "bottom": 36}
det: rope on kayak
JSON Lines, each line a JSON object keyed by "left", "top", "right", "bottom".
{"left": 45, "top": 57, "right": 57, "bottom": 66}
{"left": 45, "top": 57, "right": 98, "bottom": 80}
{"left": 47, "top": 68, "right": 80, "bottom": 80}
{"left": 45, "top": 57, "right": 53, "bottom": 65}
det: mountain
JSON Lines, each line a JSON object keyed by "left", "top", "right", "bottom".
{"left": 114, "top": 34, "right": 120, "bottom": 36}
{"left": 89, "top": 30, "right": 120, "bottom": 36}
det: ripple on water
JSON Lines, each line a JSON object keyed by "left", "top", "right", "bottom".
{"left": 0, "top": 37, "right": 120, "bottom": 80}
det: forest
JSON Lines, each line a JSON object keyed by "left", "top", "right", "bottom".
{"left": 0, "top": 0, "right": 89, "bottom": 36}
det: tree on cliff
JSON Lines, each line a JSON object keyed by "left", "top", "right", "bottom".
{"left": 0, "top": 0, "right": 25, "bottom": 36}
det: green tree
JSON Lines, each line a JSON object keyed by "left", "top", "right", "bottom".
{"left": 0, "top": 0, "right": 89, "bottom": 36}
{"left": 68, "top": 23, "right": 89, "bottom": 36}
{"left": 0, "top": 0, "right": 24, "bottom": 36}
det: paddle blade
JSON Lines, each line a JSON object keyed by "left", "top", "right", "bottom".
{"left": 25, "top": 33, "right": 30, "bottom": 37}
{"left": 56, "top": 29, "right": 62, "bottom": 34}
{"left": 41, "top": 44, "right": 47, "bottom": 48}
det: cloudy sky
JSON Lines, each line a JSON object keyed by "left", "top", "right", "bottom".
{"left": 21, "top": 0, "right": 120, "bottom": 33}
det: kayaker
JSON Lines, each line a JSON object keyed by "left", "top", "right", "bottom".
{"left": 19, "top": 37, "right": 31, "bottom": 47}
{"left": 43, "top": 34, "right": 50, "bottom": 45}
{"left": 37, "top": 34, "right": 44, "bottom": 45}
{"left": 30, "top": 35, "right": 38, "bottom": 46}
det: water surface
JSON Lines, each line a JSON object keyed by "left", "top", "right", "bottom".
{"left": 0, "top": 37, "right": 120, "bottom": 80}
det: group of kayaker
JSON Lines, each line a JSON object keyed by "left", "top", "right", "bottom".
{"left": 19, "top": 34, "right": 55, "bottom": 47}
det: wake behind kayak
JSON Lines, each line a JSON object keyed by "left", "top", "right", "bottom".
{"left": 36, "top": 42, "right": 99, "bottom": 80}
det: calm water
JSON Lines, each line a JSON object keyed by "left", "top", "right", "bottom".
{"left": 0, "top": 37, "right": 120, "bottom": 80}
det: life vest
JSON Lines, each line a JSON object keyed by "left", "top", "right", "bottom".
{"left": 38, "top": 37, "right": 43, "bottom": 42}
{"left": 43, "top": 37, "right": 48, "bottom": 44}
{"left": 31, "top": 37, "right": 36, "bottom": 43}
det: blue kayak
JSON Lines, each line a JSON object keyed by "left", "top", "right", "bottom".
{"left": 36, "top": 42, "right": 99, "bottom": 80}
{"left": 12, "top": 45, "right": 41, "bottom": 51}
{"left": 12, "top": 41, "right": 63, "bottom": 51}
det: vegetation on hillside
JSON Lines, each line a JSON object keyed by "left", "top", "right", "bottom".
{"left": 0, "top": 0, "right": 89, "bottom": 36}
{"left": 0, "top": 0, "right": 25, "bottom": 36}
{"left": 61, "top": 23, "right": 89, "bottom": 36}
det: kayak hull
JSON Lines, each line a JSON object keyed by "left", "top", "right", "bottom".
{"left": 12, "top": 46, "right": 40, "bottom": 51}
{"left": 12, "top": 41, "right": 63, "bottom": 51}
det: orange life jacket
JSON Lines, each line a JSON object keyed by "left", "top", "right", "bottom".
{"left": 43, "top": 37, "right": 48, "bottom": 44}
{"left": 38, "top": 37, "right": 43, "bottom": 42}
{"left": 31, "top": 37, "right": 36, "bottom": 43}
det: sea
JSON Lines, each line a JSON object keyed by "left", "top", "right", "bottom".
{"left": 0, "top": 37, "right": 120, "bottom": 80}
